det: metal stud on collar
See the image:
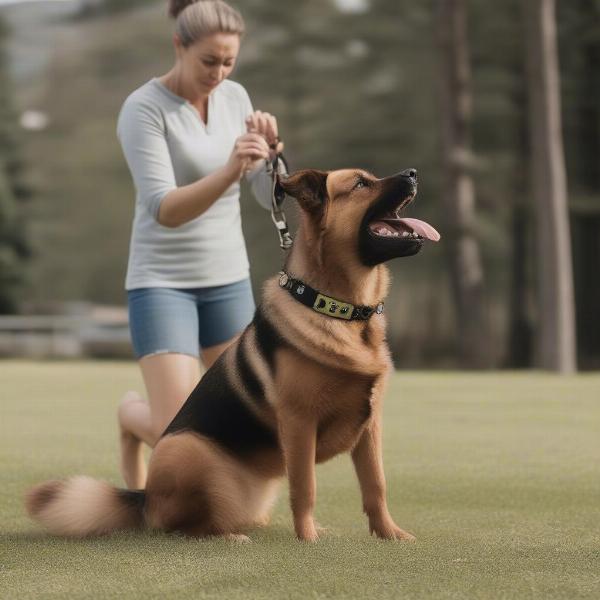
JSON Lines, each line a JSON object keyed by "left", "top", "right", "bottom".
{"left": 279, "top": 271, "right": 290, "bottom": 288}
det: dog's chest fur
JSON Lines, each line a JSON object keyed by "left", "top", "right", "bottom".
{"left": 276, "top": 347, "right": 387, "bottom": 462}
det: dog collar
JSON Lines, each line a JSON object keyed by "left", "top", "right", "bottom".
{"left": 278, "top": 271, "right": 384, "bottom": 321}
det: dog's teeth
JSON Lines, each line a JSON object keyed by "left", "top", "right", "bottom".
{"left": 402, "top": 232, "right": 409, "bottom": 238}
{"left": 392, "top": 231, "right": 399, "bottom": 237}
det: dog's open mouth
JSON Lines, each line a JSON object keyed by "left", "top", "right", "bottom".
{"left": 367, "top": 194, "right": 441, "bottom": 242}
{"left": 359, "top": 176, "right": 441, "bottom": 266}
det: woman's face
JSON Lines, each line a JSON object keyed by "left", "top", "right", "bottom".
{"left": 176, "top": 32, "right": 240, "bottom": 95}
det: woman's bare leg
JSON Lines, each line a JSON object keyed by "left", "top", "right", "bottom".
{"left": 118, "top": 353, "right": 201, "bottom": 489}
{"left": 118, "top": 335, "right": 241, "bottom": 489}
{"left": 118, "top": 391, "right": 153, "bottom": 489}
{"left": 200, "top": 335, "right": 239, "bottom": 369}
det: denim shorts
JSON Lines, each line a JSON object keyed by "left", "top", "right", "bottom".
{"left": 127, "top": 279, "right": 256, "bottom": 359}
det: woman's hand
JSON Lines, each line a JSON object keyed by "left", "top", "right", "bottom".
{"left": 246, "top": 110, "right": 284, "bottom": 160}
{"left": 224, "top": 132, "right": 270, "bottom": 181}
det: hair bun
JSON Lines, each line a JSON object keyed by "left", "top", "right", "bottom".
{"left": 168, "top": 0, "right": 198, "bottom": 19}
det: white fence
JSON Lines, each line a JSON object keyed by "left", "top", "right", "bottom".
{"left": 0, "top": 305, "right": 131, "bottom": 359}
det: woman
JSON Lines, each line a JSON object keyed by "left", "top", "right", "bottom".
{"left": 116, "top": 0, "right": 284, "bottom": 489}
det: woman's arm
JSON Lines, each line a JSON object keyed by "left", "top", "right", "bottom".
{"left": 157, "top": 132, "right": 270, "bottom": 228}
{"left": 117, "top": 97, "right": 270, "bottom": 228}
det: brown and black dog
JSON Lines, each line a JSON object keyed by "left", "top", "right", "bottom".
{"left": 26, "top": 167, "right": 439, "bottom": 542}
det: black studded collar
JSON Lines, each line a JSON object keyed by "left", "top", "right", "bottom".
{"left": 278, "top": 271, "right": 384, "bottom": 321}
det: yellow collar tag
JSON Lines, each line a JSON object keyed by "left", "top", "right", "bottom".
{"left": 312, "top": 293, "right": 354, "bottom": 320}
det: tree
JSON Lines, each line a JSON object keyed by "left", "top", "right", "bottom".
{"left": 0, "top": 16, "right": 30, "bottom": 313}
{"left": 523, "top": 0, "right": 577, "bottom": 372}
{"left": 435, "top": 0, "right": 490, "bottom": 368}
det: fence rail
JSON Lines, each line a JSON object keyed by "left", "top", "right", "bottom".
{"left": 0, "top": 307, "right": 131, "bottom": 359}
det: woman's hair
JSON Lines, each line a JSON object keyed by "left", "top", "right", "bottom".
{"left": 168, "top": 0, "right": 245, "bottom": 47}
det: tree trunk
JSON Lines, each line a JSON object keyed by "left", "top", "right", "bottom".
{"left": 435, "top": 0, "right": 490, "bottom": 368}
{"left": 523, "top": 0, "right": 577, "bottom": 372}
{"left": 507, "top": 202, "right": 534, "bottom": 367}
{"left": 507, "top": 61, "right": 534, "bottom": 369}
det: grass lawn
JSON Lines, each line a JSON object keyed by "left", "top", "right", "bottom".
{"left": 1, "top": 362, "right": 599, "bottom": 599}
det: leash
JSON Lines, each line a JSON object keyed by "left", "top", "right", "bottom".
{"left": 266, "top": 154, "right": 385, "bottom": 321}
{"left": 266, "top": 152, "right": 293, "bottom": 250}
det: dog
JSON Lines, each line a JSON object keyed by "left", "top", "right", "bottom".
{"left": 26, "top": 167, "right": 440, "bottom": 542}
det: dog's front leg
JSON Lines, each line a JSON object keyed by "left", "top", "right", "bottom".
{"left": 279, "top": 413, "right": 319, "bottom": 542}
{"left": 351, "top": 411, "right": 415, "bottom": 541}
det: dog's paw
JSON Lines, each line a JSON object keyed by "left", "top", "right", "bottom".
{"left": 370, "top": 520, "right": 416, "bottom": 542}
{"left": 295, "top": 521, "right": 320, "bottom": 543}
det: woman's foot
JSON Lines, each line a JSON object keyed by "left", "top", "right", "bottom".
{"left": 118, "top": 391, "right": 149, "bottom": 489}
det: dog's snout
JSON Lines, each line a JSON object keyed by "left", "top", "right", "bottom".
{"left": 400, "top": 168, "right": 417, "bottom": 181}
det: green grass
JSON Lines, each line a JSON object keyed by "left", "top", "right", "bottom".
{"left": 1, "top": 362, "right": 599, "bottom": 599}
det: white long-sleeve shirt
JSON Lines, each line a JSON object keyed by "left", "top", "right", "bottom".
{"left": 117, "top": 77, "right": 273, "bottom": 290}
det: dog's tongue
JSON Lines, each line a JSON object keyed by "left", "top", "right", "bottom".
{"left": 398, "top": 218, "right": 441, "bottom": 242}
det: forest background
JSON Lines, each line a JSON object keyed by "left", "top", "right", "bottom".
{"left": 0, "top": 0, "right": 598, "bottom": 370}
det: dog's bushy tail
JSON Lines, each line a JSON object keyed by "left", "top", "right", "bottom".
{"left": 25, "top": 476, "right": 145, "bottom": 537}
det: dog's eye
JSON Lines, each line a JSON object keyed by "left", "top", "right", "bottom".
{"left": 353, "top": 178, "right": 369, "bottom": 190}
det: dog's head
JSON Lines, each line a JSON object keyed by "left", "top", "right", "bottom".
{"left": 279, "top": 168, "right": 440, "bottom": 267}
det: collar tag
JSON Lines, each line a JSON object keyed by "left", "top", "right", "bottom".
{"left": 313, "top": 293, "right": 354, "bottom": 320}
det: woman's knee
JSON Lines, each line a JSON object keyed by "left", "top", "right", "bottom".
{"left": 149, "top": 389, "right": 189, "bottom": 440}
{"left": 138, "top": 353, "right": 201, "bottom": 440}
{"left": 118, "top": 391, "right": 146, "bottom": 429}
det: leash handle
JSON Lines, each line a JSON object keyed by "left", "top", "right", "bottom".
{"left": 268, "top": 154, "right": 293, "bottom": 250}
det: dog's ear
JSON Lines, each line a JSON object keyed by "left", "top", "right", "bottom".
{"left": 278, "top": 169, "right": 328, "bottom": 214}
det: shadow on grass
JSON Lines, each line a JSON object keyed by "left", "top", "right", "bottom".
{"left": 1, "top": 523, "right": 298, "bottom": 547}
